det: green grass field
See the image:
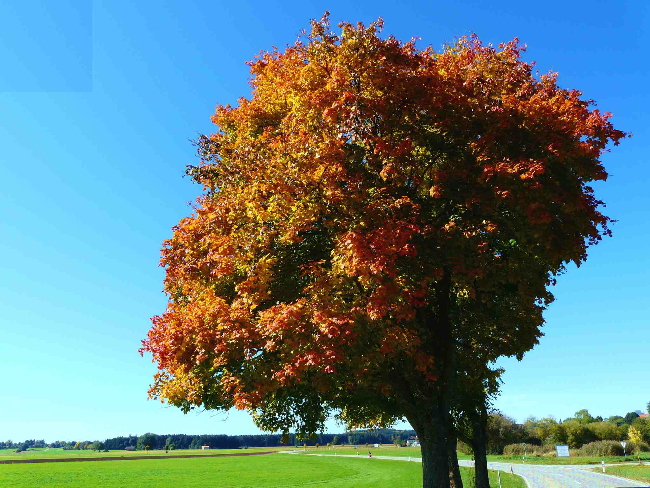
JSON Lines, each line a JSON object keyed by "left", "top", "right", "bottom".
{"left": 0, "top": 447, "right": 278, "bottom": 461}
{"left": 592, "top": 464, "right": 650, "bottom": 484}
{"left": 0, "top": 451, "right": 525, "bottom": 487}
{"left": 294, "top": 445, "right": 422, "bottom": 457}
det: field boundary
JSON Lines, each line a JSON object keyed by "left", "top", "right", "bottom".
{"left": 0, "top": 451, "right": 275, "bottom": 465}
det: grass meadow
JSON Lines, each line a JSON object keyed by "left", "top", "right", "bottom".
{"left": 592, "top": 464, "right": 650, "bottom": 484}
{"left": 0, "top": 449, "right": 526, "bottom": 487}
{"left": 0, "top": 447, "right": 260, "bottom": 461}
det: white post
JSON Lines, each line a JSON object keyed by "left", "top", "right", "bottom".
{"left": 498, "top": 470, "right": 502, "bottom": 488}
{"left": 602, "top": 460, "right": 605, "bottom": 473}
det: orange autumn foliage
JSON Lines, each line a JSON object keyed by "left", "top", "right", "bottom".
{"left": 141, "top": 15, "right": 625, "bottom": 441}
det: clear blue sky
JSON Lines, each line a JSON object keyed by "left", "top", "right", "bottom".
{"left": 1, "top": 0, "right": 647, "bottom": 442}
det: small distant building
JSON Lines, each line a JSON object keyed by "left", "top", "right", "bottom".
{"left": 201, "top": 445, "right": 210, "bottom": 450}
{"left": 125, "top": 446, "right": 136, "bottom": 451}
{"left": 640, "top": 413, "right": 649, "bottom": 419}
{"left": 406, "top": 437, "right": 420, "bottom": 447}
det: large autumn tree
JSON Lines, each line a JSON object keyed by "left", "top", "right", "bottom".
{"left": 141, "top": 15, "right": 625, "bottom": 488}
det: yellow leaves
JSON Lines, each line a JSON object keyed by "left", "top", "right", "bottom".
{"left": 312, "top": 164, "right": 326, "bottom": 180}
{"left": 444, "top": 221, "right": 457, "bottom": 233}
{"left": 628, "top": 426, "right": 643, "bottom": 448}
{"left": 379, "top": 163, "right": 394, "bottom": 181}
{"left": 234, "top": 255, "right": 278, "bottom": 310}
{"left": 244, "top": 200, "right": 267, "bottom": 221}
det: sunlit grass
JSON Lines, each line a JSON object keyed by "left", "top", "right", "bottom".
{"left": 0, "top": 451, "right": 525, "bottom": 487}
{"left": 592, "top": 464, "right": 650, "bottom": 484}
{"left": 0, "top": 447, "right": 279, "bottom": 461}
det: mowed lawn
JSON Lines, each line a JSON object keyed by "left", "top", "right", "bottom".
{"left": 594, "top": 464, "right": 650, "bottom": 484}
{"left": 0, "top": 452, "right": 525, "bottom": 487}
{"left": 0, "top": 447, "right": 279, "bottom": 461}
{"left": 294, "top": 446, "right": 422, "bottom": 457}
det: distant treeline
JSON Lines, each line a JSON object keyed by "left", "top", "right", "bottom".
{"left": 103, "top": 428, "right": 417, "bottom": 450}
{"left": 6, "top": 407, "right": 650, "bottom": 454}
{"left": 2, "top": 428, "right": 416, "bottom": 452}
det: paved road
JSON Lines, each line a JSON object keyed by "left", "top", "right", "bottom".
{"left": 299, "top": 453, "right": 647, "bottom": 487}
{"left": 456, "top": 460, "right": 645, "bottom": 488}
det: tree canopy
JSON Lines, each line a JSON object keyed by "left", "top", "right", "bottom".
{"left": 141, "top": 14, "right": 625, "bottom": 488}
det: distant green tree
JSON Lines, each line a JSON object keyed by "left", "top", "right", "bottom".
{"left": 536, "top": 418, "right": 560, "bottom": 444}
{"left": 137, "top": 433, "right": 158, "bottom": 451}
{"left": 522, "top": 417, "right": 538, "bottom": 439}
{"left": 647, "top": 401, "right": 650, "bottom": 415}
{"left": 609, "top": 415, "right": 626, "bottom": 426}
{"left": 564, "top": 421, "right": 597, "bottom": 448}
{"left": 574, "top": 409, "right": 595, "bottom": 425}
{"left": 332, "top": 436, "right": 340, "bottom": 445}
{"left": 587, "top": 422, "right": 621, "bottom": 441}
{"left": 625, "top": 412, "right": 640, "bottom": 424}
{"left": 164, "top": 436, "right": 174, "bottom": 452}
{"left": 549, "top": 423, "right": 567, "bottom": 445}
{"left": 485, "top": 414, "right": 525, "bottom": 454}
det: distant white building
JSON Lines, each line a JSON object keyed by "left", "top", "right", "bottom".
{"left": 201, "top": 445, "right": 210, "bottom": 450}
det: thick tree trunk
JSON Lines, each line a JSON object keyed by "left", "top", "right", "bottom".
{"left": 447, "top": 427, "right": 463, "bottom": 488}
{"left": 415, "top": 415, "right": 451, "bottom": 488}
{"left": 471, "top": 405, "right": 490, "bottom": 488}
{"left": 406, "top": 266, "right": 456, "bottom": 488}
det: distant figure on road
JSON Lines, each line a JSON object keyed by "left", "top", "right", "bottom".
{"left": 368, "top": 451, "right": 372, "bottom": 458}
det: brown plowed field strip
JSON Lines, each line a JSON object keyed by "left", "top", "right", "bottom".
{"left": 0, "top": 451, "right": 275, "bottom": 465}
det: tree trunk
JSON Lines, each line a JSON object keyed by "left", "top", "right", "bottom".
{"left": 471, "top": 405, "right": 490, "bottom": 488}
{"left": 415, "top": 414, "right": 451, "bottom": 488}
{"left": 407, "top": 266, "right": 456, "bottom": 488}
{"left": 447, "top": 427, "right": 463, "bottom": 488}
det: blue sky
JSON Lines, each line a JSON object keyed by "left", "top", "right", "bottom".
{"left": 0, "top": 0, "right": 647, "bottom": 442}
